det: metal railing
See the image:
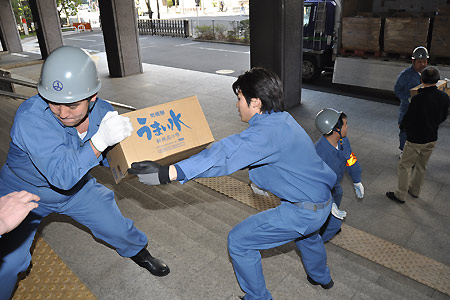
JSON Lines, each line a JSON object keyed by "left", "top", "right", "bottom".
{"left": 0, "top": 70, "right": 136, "bottom": 111}
{"left": 138, "top": 19, "right": 189, "bottom": 38}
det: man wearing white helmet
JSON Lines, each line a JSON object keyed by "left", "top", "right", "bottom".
{"left": 0, "top": 46, "right": 169, "bottom": 300}
{"left": 394, "top": 46, "right": 429, "bottom": 157}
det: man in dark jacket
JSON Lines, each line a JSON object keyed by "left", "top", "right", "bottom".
{"left": 387, "top": 66, "right": 449, "bottom": 203}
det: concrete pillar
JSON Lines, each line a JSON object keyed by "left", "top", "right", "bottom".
{"left": 99, "top": 0, "right": 142, "bottom": 77}
{"left": 249, "top": 0, "right": 303, "bottom": 109}
{"left": 0, "top": 0, "right": 23, "bottom": 52}
{"left": 28, "top": 0, "right": 63, "bottom": 59}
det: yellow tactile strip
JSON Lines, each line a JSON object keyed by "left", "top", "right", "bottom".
{"left": 194, "top": 176, "right": 281, "bottom": 211}
{"left": 194, "top": 176, "right": 450, "bottom": 296}
{"left": 332, "top": 224, "right": 450, "bottom": 296}
{"left": 12, "top": 236, "right": 97, "bottom": 300}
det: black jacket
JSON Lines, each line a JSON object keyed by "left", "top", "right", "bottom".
{"left": 400, "top": 86, "right": 449, "bottom": 144}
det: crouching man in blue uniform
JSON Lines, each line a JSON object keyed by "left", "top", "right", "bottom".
{"left": 129, "top": 68, "right": 337, "bottom": 300}
{"left": 314, "top": 109, "right": 363, "bottom": 242}
{"left": 0, "top": 46, "right": 169, "bottom": 300}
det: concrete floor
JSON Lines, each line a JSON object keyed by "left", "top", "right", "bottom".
{"left": 1, "top": 51, "right": 449, "bottom": 299}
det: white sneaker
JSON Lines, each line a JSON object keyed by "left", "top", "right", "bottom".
{"left": 399, "top": 150, "right": 403, "bottom": 159}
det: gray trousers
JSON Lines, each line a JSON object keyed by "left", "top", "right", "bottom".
{"left": 395, "top": 140, "right": 436, "bottom": 201}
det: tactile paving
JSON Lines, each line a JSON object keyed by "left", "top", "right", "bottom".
{"left": 12, "top": 236, "right": 97, "bottom": 300}
{"left": 194, "top": 176, "right": 450, "bottom": 296}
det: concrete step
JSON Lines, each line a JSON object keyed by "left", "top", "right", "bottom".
{"left": 272, "top": 241, "right": 443, "bottom": 299}
{"left": 0, "top": 96, "right": 22, "bottom": 120}
{"left": 92, "top": 166, "right": 250, "bottom": 242}
{"left": 87, "top": 167, "right": 444, "bottom": 300}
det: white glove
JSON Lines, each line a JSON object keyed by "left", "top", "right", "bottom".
{"left": 353, "top": 182, "right": 364, "bottom": 199}
{"left": 331, "top": 203, "right": 347, "bottom": 220}
{"left": 250, "top": 182, "right": 269, "bottom": 197}
{"left": 91, "top": 111, "right": 133, "bottom": 152}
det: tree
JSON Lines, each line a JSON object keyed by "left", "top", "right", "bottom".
{"left": 144, "top": 0, "right": 153, "bottom": 19}
{"left": 56, "top": 0, "right": 82, "bottom": 25}
{"left": 142, "top": 0, "right": 160, "bottom": 20}
{"left": 156, "top": 0, "right": 161, "bottom": 19}
{"left": 11, "top": 0, "right": 33, "bottom": 31}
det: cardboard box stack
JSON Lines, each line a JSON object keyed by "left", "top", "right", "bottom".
{"left": 430, "top": 16, "right": 450, "bottom": 58}
{"left": 384, "top": 18, "right": 429, "bottom": 55}
{"left": 341, "top": 17, "right": 381, "bottom": 52}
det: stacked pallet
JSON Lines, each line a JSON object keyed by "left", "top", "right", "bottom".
{"left": 341, "top": 17, "right": 381, "bottom": 54}
{"left": 383, "top": 18, "right": 429, "bottom": 56}
{"left": 430, "top": 16, "right": 450, "bottom": 59}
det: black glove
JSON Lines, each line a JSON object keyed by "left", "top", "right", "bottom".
{"left": 128, "top": 161, "right": 171, "bottom": 185}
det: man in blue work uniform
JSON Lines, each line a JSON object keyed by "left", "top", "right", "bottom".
{"left": 0, "top": 46, "right": 169, "bottom": 300}
{"left": 394, "top": 46, "right": 428, "bottom": 156}
{"left": 129, "top": 68, "right": 337, "bottom": 300}
{"left": 314, "top": 109, "right": 364, "bottom": 242}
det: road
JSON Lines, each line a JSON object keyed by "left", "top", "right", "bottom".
{"left": 59, "top": 30, "right": 398, "bottom": 104}
{"left": 62, "top": 31, "right": 251, "bottom": 77}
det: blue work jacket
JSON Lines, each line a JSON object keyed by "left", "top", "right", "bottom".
{"left": 394, "top": 65, "right": 421, "bottom": 101}
{"left": 3, "top": 94, "right": 111, "bottom": 196}
{"left": 176, "top": 111, "right": 337, "bottom": 203}
{"left": 315, "top": 136, "right": 361, "bottom": 186}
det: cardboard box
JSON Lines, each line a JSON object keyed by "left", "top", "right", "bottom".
{"left": 384, "top": 18, "right": 429, "bottom": 56}
{"left": 410, "top": 80, "right": 450, "bottom": 98}
{"left": 107, "top": 96, "right": 214, "bottom": 183}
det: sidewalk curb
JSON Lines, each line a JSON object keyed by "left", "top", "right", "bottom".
{"left": 1, "top": 59, "right": 43, "bottom": 70}
{"left": 193, "top": 38, "right": 249, "bottom": 46}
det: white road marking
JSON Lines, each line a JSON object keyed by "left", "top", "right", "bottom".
{"left": 216, "top": 69, "right": 235, "bottom": 74}
{"left": 176, "top": 42, "right": 248, "bottom": 54}
{"left": 11, "top": 53, "right": 30, "bottom": 57}
{"left": 176, "top": 42, "right": 201, "bottom": 46}
{"left": 198, "top": 47, "right": 249, "bottom": 54}
{"left": 66, "top": 37, "right": 96, "bottom": 42}
{"left": 141, "top": 45, "right": 158, "bottom": 49}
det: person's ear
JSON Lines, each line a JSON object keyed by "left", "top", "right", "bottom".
{"left": 90, "top": 94, "right": 98, "bottom": 102}
{"left": 251, "top": 98, "right": 262, "bottom": 109}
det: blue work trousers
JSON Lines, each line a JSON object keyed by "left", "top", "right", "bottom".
{"left": 320, "top": 185, "right": 343, "bottom": 242}
{"left": 0, "top": 173, "right": 147, "bottom": 300}
{"left": 228, "top": 200, "right": 332, "bottom": 300}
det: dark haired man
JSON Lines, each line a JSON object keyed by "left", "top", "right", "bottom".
{"left": 387, "top": 66, "right": 449, "bottom": 203}
{"left": 129, "top": 67, "right": 337, "bottom": 300}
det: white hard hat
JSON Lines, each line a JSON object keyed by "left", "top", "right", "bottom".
{"left": 38, "top": 46, "right": 101, "bottom": 103}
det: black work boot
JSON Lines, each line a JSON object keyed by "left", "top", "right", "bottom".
{"left": 130, "top": 248, "right": 170, "bottom": 277}
{"left": 307, "top": 275, "right": 334, "bottom": 289}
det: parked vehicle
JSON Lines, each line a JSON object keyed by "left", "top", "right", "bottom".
{"left": 302, "top": 0, "right": 450, "bottom": 92}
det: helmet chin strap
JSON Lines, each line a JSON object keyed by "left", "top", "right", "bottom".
{"left": 74, "top": 98, "right": 97, "bottom": 129}
{"left": 333, "top": 128, "right": 343, "bottom": 150}
{"left": 88, "top": 98, "right": 97, "bottom": 112}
